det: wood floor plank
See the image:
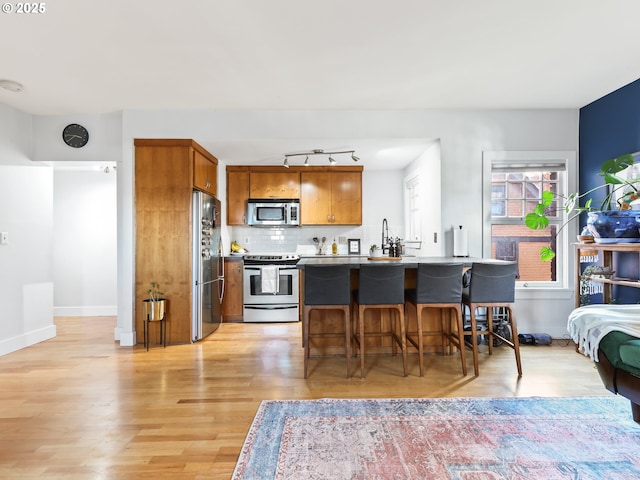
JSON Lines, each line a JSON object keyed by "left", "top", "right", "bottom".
{"left": 0, "top": 316, "right": 606, "bottom": 479}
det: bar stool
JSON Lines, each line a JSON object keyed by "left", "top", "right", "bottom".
{"left": 302, "top": 265, "right": 351, "bottom": 378}
{"left": 352, "top": 264, "right": 407, "bottom": 378}
{"left": 462, "top": 261, "right": 522, "bottom": 377}
{"left": 405, "top": 263, "right": 467, "bottom": 377}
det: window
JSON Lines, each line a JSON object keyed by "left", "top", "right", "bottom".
{"left": 482, "top": 151, "right": 577, "bottom": 288}
{"left": 405, "top": 174, "right": 421, "bottom": 242}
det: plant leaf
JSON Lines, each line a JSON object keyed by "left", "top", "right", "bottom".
{"left": 539, "top": 246, "right": 556, "bottom": 262}
{"left": 565, "top": 193, "right": 580, "bottom": 212}
{"left": 601, "top": 154, "right": 635, "bottom": 175}
{"left": 541, "top": 189, "right": 554, "bottom": 207}
{"left": 603, "top": 173, "right": 624, "bottom": 185}
{"left": 525, "top": 212, "right": 549, "bottom": 230}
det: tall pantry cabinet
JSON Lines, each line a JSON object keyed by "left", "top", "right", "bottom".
{"left": 134, "top": 139, "right": 218, "bottom": 345}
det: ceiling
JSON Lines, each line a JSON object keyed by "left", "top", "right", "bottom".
{"left": 3, "top": 0, "right": 640, "bottom": 169}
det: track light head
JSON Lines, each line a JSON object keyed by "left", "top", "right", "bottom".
{"left": 282, "top": 148, "right": 357, "bottom": 166}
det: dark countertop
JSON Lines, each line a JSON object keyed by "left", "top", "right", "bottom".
{"left": 296, "top": 256, "right": 499, "bottom": 268}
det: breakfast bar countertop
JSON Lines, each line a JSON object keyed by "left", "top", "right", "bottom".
{"left": 296, "top": 255, "right": 495, "bottom": 268}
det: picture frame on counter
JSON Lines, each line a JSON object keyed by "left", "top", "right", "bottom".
{"left": 348, "top": 238, "right": 360, "bottom": 255}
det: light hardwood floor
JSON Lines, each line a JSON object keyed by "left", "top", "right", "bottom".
{"left": 0, "top": 317, "right": 605, "bottom": 479}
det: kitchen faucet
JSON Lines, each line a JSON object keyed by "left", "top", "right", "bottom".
{"left": 381, "top": 218, "right": 389, "bottom": 254}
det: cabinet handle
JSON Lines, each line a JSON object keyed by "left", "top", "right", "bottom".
{"left": 327, "top": 214, "right": 331, "bottom": 222}
{"left": 332, "top": 214, "right": 335, "bottom": 223}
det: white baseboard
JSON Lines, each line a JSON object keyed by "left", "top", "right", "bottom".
{"left": 115, "top": 327, "right": 136, "bottom": 346}
{"left": 54, "top": 306, "right": 117, "bottom": 317}
{"left": 0, "top": 325, "right": 57, "bottom": 357}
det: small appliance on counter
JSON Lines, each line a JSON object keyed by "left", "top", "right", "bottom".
{"left": 453, "top": 225, "right": 469, "bottom": 257}
{"left": 246, "top": 198, "right": 300, "bottom": 227}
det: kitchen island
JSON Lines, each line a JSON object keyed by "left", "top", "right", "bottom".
{"left": 298, "top": 255, "right": 504, "bottom": 359}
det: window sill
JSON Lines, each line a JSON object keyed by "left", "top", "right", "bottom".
{"left": 515, "top": 287, "right": 573, "bottom": 300}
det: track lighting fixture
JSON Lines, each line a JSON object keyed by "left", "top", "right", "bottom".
{"left": 283, "top": 148, "right": 359, "bottom": 167}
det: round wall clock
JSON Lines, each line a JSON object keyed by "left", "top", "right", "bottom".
{"left": 62, "top": 123, "right": 89, "bottom": 148}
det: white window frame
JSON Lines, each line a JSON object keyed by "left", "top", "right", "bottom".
{"left": 404, "top": 172, "right": 421, "bottom": 243}
{"left": 482, "top": 151, "right": 577, "bottom": 290}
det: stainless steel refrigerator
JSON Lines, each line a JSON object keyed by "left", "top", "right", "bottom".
{"left": 192, "top": 191, "right": 224, "bottom": 341}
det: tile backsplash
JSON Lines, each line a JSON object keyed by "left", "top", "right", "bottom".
{"left": 229, "top": 223, "right": 404, "bottom": 255}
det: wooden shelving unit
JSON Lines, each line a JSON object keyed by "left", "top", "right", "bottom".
{"left": 574, "top": 242, "right": 640, "bottom": 308}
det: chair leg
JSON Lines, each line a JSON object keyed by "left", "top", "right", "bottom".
{"left": 416, "top": 304, "right": 425, "bottom": 377}
{"left": 440, "top": 310, "right": 449, "bottom": 355}
{"left": 468, "top": 307, "right": 480, "bottom": 376}
{"left": 343, "top": 306, "right": 351, "bottom": 378}
{"left": 507, "top": 306, "right": 523, "bottom": 377}
{"left": 397, "top": 306, "right": 408, "bottom": 377}
{"left": 359, "top": 305, "right": 366, "bottom": 378}
{"left": 452, "top": 305, "right": 467, "bottom": 376}
{"left": 303, "top": 306, "right": 310, "bottom": 379}
{"left": 487, "top": 307, "right": 494, "bottom": 356}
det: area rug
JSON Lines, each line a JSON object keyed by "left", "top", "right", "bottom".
{"left": 232, "top": 396, "right": 640, "bottom": 480}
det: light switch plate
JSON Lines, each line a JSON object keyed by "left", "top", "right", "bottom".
{"left": 0, "top": 232, "right": 8, "bottom": 245}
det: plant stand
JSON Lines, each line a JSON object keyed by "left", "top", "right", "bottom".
{"left": 144, "top": 313, "right": 166, "bottom": 351}
{"left": 142, "top": 298, "right": 167, "bottom": 351}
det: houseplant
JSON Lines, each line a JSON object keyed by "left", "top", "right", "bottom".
{"left": 526, "top": 153, "right": 640, "bottom": 261}
{"left": 143, "top": 281, "right": 166, "bottom": 321}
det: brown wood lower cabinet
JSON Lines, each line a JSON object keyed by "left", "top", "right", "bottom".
{"left": 222, "top": 258, "right": 244, "bottom": 321}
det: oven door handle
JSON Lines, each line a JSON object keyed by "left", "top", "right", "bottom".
{"left": 244, "top": 305, "right": 298, "bottom": 310}
{"left": 243, "top": 266, "right": 298, "bottom": 271}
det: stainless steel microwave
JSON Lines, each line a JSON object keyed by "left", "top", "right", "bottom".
{"left": 247, "top": 199, "right": 300, "bottom": 226}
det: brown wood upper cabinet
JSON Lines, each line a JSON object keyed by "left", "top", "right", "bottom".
{"left": 301, "top": 171, "right": 362, "bottom": 225}
{"left": 227, "top": 170, "right": 250, "bottom": 225}
{"left": 249, "top": 172, "right": 300, "bottom": 199}
{"left": 193, "top": 149, "right": 218, "bottom": 196}
{"left": 226, "top": 165, "right": 362, "bottom": 226}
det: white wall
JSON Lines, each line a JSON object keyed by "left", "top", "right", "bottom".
{"left": 26, "top": 108, "right": 579, "bottom": 342}
{"left": 53, "top": 168, "right": 118, "bottom": 316}
{"left": 0, "top": 103, "right": 33, "bottom": 164}
{"left": 0, "top": 103, "right": 55, "bottom": 355}
{"left": 0, "top": 165, "right": 55, "bottom": 355}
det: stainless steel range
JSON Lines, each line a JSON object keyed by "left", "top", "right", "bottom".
{"left": 243, "top": 254, "right": 300, "bottom": 323}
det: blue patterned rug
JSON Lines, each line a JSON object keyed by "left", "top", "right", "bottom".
{"left": 232, "top": 396, "right": 640, "bottom": 479}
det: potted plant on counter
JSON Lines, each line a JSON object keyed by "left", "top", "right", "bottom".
{"left": 526, "top": 153, "right": 640, "bottom": 261}
{"left": 143, "top": 281, "right": 166, "bottom": 321}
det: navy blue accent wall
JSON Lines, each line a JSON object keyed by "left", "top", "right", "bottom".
{"left": 580, "top": 78, "right": 640, "bottom": 303}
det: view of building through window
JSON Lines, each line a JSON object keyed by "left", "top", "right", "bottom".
{"left": 490, "top": 170, "right": 561, "bottom": 282}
